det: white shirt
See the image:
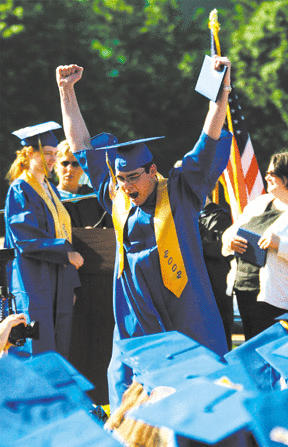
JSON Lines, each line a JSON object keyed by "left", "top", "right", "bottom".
{"left": 222, "top": 194, "right": 288, "bottom": 309}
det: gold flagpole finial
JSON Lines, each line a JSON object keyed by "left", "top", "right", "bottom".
{"left": 208, "top": 8, "right": 221, "bottom": 56}
{"left": 208, "top": 9, "right": 220, "bottom": 34}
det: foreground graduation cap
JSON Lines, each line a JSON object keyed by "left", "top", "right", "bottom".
{"left": 139, "top": 353, "right": 226, "bottom": 392}
{"left": 224, "top": 322, "right": 288, "bottom": 391}
{"left": 0, "top": 353, "right": 121, "bottom": 447}
{"left": 90, "top": 132, "right": 165, "bottom": 172}
{"left": 128, "top": 377, "right": 254, "bottom": 445}
{"left": 244, "top": 389, "right": 288, "bottom": 447}
{"left": 275, "top": 312, "right": 288, "bottom": 322}
{"left": 116, "top": 331, "right": 222, "bottom": 377}
{"left": 256, "top": 336, "right": 288, "bottom": 385}
{"left": 25, "top": 352, "right": 94, "bottom": 410}
{"left": 5, "top": 410, "right": 122, "bottom": 447}
{"left": 12, "top": 121, "right": 61, "bottom": 147}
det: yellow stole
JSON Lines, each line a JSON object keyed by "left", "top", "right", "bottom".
{"left": 112, "top": 175, "right": 188, "bottom": 298}
{"left": 20, "top": 170, "right": 72, "bottom": 243}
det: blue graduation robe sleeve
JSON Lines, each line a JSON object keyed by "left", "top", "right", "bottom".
{"left": 74, "top": 149, "right": 112, "bottom": 215}
{"left": 178, "top": 129, "right": 231, "bottom": 209}
{"left": 5, "top": 180, "right": 71, "bottom": 264}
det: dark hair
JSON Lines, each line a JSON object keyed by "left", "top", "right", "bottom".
{"left": 142, "top": 160, "right": 154, "bottom": 173}
{"left": 269, "top": 152, "right": 288, "bottom": 187}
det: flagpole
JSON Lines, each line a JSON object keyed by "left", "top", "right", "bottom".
{"left": 208, "top": 9, "right": 244, "bottom": 218}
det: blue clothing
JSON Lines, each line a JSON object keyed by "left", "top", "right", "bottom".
{"left": 4, "top": 178, "right": 80, "bottom": 357}
{"left": 75, "top": 130, "right": 232, "bottom": 409}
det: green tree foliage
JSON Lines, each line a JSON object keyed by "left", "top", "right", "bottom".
{"left": 230, "top": 0, "right": 288, "bottom": 171}
{"left": 0, "top": 0, "right": 24, "bottom": 38}
{"left": 2, "top": 0, "right": 232, "bottom": 208}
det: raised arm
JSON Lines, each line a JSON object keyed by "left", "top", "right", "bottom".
{"left": 56, "top": 64, "right": 91, "bottom": 152}
{"left": 203, "top": 56, "right": 231, "bottom": 140}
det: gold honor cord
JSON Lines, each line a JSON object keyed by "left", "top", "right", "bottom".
{"left": 154, "top": 176, "right": 188, "bottom": 298}
{"left": 112, "top": 175, "right": 188, "bottom": 298}
{"left": 21, "top": 170, "right": 72, "bottom": 243}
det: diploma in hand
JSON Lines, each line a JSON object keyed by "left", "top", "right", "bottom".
{"left": 195, "top": 55, "right": 228, "bottom": 102}
{"left": 235, "top": 227, "right": 267, "bottom": 268}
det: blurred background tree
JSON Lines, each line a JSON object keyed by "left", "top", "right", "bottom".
{"left": 1, "top": 0, "right": 288, "bottom": 209}
{"left": 230, "top": 0, "right": 288, "bottom": 171}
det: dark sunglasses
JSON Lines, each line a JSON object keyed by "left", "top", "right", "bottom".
{"left": 60, "top": 160, "right": 80, "bottom": 168}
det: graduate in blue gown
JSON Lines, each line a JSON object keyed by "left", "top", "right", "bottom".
{"left": 4, "top": 122, "right": 84, "bottom": 357}
{"left": 56, "top": 56, "right": 232, "bottom": 410}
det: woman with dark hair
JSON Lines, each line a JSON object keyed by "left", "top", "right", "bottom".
{"left": 222, "top": 151, "right": 288, "bottom": 340}
{"left": 4, "top": 122, "right": 83, "bottom": 357}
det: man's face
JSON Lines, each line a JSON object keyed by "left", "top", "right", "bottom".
{"left": 116, "top": 164, "right": 157, "bottom": 206}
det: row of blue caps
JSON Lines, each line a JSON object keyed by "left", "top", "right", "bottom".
{"left": 2, "top": 314, "right": 288, "bottom": 446}
{"left": 12, "top": 121, "right": 165, "bottom": 172}
{"left": 114, "top": 315, "right": 288, "bottom": 447}
{"left": 12, "top": 121, "right": 164, "bottom": 151}
{"left": 0, "top": 351, "right": 121, "bottom": 447}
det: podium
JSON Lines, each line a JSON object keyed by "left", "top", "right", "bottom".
{"left": 70, "top": 228, "right": 116, "bottom": 404}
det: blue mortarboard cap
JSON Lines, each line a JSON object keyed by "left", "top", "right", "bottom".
{"left": 90, "top": 132, "right": 118, "bottom": 149}
{"left": 225, "top": 323, "right": 287, "bottom": 391}
{"left": 27, "top": 351, "right": 94, "bottom": 391}
{"left": 8, "top": 409, "right": 122, "bottom": 447}
{"left": 244, "top": 389, "right": 288, "bottom": 447}
{"left": 0, "top": 354, "right": 121, "bottom": 447}
{"left": 208, "top": 361, "right": 259, "bottom": 393}
{"left": 139, "top": 353, "right": 226, "bottom": 392}
{"left": 275, "top": 312, "right": 288, "bottom": 321}
{"left": 25, "top": 352, "right": 94, "bottom": 410}
{"left": 256, "top": 336, "right": 288, "bottom": 381}
{"left": 12, "top": 121, "right": 61, "bottom": 147}
{"left": 128, "top": 377, "right": 253, "bottom": 444}
{"left": 90, "top": 132, "right": 165, "bottom": 172}
{"left": 0, "top": 354, "right": 77, "bottom": 445}
{"left": 116, "top": 331, "right": 221, "bottom": 377}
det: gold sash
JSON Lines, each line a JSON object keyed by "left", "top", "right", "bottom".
{"left": 112, "top": 176, "right": 188, "bottom": 298}
{"left": 20, "top": 170, "right": 72, "bottom": 242}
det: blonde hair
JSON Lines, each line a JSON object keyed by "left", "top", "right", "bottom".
{"left": 56, "top": 139, "right": 71, "bottom": 158}
{"left": 105, "top": 381, "right": 171, "bottom": 447}
{"left": 6, "top": 146, "right": 35, "bottom": 184}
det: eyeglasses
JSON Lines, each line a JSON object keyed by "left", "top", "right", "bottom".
{"left": 60, "top": 160, "right": 80, "bottom": 168}
{"left": 116, "top": 169, "right": 146, "bottom": 184}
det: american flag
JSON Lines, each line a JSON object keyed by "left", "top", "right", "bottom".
{"left": 209, "top": 9, "right": 265, "bottom": 221}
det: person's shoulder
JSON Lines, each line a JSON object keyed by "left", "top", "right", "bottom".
{"left": 7, "top": 177, "right": 30, "bottom": 194}
{"left": 247, "top": 193, "right": 272, "bottom": 208}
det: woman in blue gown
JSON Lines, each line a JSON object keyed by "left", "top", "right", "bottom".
{"left": 4, "top": 122, "right": 84, "bottom": 357}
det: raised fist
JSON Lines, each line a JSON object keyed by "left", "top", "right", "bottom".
{"left": 56, "top": 64, "right": 84, "bottom": 88}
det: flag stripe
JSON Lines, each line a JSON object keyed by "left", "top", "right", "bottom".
{"left": 209, "top": 18, "right": 264, "bottom": 221}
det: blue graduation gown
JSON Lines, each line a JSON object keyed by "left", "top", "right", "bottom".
{"left": 75, "top": 130, "right": 232, "bottom": 409}
{"left": 4, "top": 178, "right": 80, "bottom": 357}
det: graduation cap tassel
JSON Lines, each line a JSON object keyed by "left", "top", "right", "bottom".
{"left": 106, "top": 150, "right": 117, "bottom": 200}
{"left": 38, "top": 136, "right": 49, "bottom": 178}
